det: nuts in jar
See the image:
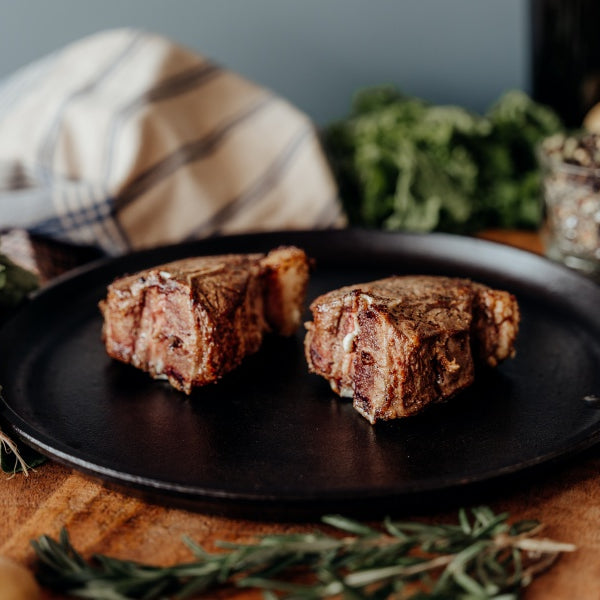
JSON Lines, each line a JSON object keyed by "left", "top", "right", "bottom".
{"left": 539, "top": 132, "right": 600, "bottom": 277}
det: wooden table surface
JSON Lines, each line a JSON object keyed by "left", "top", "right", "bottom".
{"left": 2, "top": 230, "right": 600, "bottom": 600}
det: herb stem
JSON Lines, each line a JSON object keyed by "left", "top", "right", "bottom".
{"left": 0, "top": 429, "right": 31, "bottom": 476}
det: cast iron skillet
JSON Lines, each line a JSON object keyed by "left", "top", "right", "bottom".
{"left": 1, "top": 229, "right": 600, "bottom": 519}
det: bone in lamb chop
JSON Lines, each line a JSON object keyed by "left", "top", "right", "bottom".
{"left": 100, "top": 246, "right": 309, "bottom": 394}
{"left": 304, "top": 275, "right": 519, "bottom": 424}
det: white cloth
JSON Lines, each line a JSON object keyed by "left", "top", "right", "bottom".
{"left": 0, "top": 29, "right": 344, "bottom": 255}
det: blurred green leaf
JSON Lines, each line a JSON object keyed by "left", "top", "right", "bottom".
{"left": 0, "top": 253, "right": 38, "bottom": 312}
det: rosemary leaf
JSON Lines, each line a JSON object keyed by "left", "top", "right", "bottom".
{"left": 321, "top": 515, "right": 379, "bottom": 537}
{"left": 472, "top": 513, "right": 510, "bottom": 540}
{"left": 382, "top": 516, "right": 410, "bottom": 540}
{"left": 458, "top": 508, "right": 472, "bottom": 535}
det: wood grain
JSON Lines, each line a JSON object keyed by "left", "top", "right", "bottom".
{"left": 2, "top": 230, "right": 600, "bottom": 599}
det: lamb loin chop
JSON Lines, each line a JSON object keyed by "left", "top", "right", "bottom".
{"left": 100, "top": 246, "right": 309, "bottom": 394}
{"left": 304, "top": 275, "right": 519, "bottom": 424}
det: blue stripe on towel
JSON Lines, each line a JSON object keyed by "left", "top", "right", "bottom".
{"left": 0, "top": 52, "right": 60, "bottom": 118}
{"left": 37, "top": 30, "right": 146, "bottom": 180}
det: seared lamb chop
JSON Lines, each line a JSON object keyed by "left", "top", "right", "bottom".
{"left": 304, "top": 275, "right": 519, "bottom": 424}
{"left": 100, "top": 246, "right": 309, "bottom": 394}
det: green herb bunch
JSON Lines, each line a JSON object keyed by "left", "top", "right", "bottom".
{"left": 322, "top": 87, "right": 563, "bottom": 234}
{"left": 32, "top": 506, "right": 574, "bottom": 599}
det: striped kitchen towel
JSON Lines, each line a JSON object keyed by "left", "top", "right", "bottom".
{"left": 0, "top": 29, "right": 345, "bottom": 256}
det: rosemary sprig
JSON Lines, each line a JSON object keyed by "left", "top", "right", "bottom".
{"left": 31, "top": 506, "right": 575, "bottom": 600}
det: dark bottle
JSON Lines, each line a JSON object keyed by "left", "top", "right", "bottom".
{"left": 531, "top": 0, "right": 600, "bottom": 127}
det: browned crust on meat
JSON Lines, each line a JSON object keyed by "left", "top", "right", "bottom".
{"left": 100, "top": 247, "right": 309, "bottom": 394}
{"left": 304, "top": 275, "right": 519, "bottom": 423}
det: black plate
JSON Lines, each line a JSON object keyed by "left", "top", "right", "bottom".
{"left": 2, "top": 229, "right": 600, "bottom": 519}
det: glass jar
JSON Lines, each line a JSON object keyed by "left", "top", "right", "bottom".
{"left": 539, "top": 132, "right": 600, "bottom": 277}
